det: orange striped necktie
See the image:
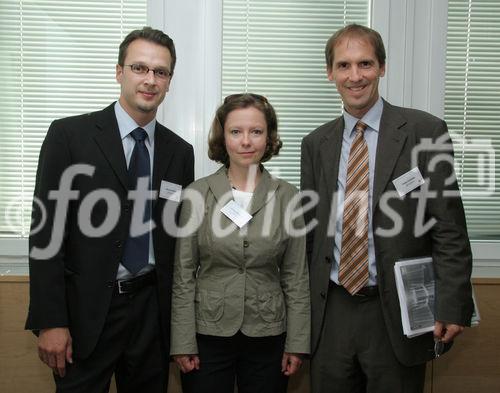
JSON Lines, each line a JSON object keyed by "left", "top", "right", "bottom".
{"left": 338, "top": 121, "right": 369, "bottom": 295}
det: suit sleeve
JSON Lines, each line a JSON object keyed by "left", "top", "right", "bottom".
{"left": 183, "top": 144, "right": 195, "bottom": 187}
{"left": 425, "top": 120, "right": 474, "bottom": 326}
{"left": 170, "top": 183, "right": 204, "bottom": 355}
{"left": 300, "top": 137, "right": 317, "bottom": 266}
{"left": 280, "top": 187, "right": 311, "bottom": 354}
{"left": 25, "top": 120, "right": 71, "bottom": 330}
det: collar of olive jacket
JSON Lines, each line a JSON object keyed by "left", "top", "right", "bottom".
{"left": 207, "top": 166, "right": 281, "bottom": 216}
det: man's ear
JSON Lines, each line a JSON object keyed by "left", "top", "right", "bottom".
{"left": 327, "top": 66, "right": 334, "bottom": 82}
{"left": 116, "top": 64, "right": 123, "bottom": 84}
{"left": 379, "top": 63, "right": 386, "bottom": 78}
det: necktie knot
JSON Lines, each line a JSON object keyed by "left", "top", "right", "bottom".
{"left": 130, "top": 127, "right": 147, "bottom": 143}
{"left": 355, "top": 121, "right": 367, "bottom": 134}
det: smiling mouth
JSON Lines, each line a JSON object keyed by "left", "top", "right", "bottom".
{"left": 140, "top": 91, "right": 157, "bottom": 98}
{"left": 348, "top": 85, "right": 366, "bottom": 92}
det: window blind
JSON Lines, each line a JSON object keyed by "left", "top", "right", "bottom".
{"left": 0, "top": 0, "right": 146, "bottom": 237}
{"left": 222, "top": 0, "right": 369, "bottom": 186}
{"left": 445, "top": 0, "right": 500, "bottom": 239}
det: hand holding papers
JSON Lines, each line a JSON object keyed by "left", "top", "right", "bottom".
{"left": 394, "top": 257, "right": 480, "bottom": 338}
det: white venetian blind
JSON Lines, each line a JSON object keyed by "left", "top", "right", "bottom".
{"left": 222, "top": 0, "right": 369, "bottom": 186}
{"left": 445, "top": 0, "right": 500, "bottom": 239}
{"left": 0, "top": 0, "right": 146, "bottom": 237}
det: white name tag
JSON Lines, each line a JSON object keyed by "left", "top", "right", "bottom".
{"left": 220, "top": 200, "right": 253, "bottom": 228}
{"left": 159, "top": 180, "right": 182, "bottom": 202}
{"left": 392, "top": 167, "right": 425, "bottom": 197}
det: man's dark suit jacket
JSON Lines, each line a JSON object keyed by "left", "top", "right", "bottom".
{"left": 301, "top": 99, "right": 473, "bottom": 366}
{"left": 25, "top": 102, "right": 194, "bottom": 359}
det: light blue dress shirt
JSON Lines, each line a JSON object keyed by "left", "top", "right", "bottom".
{"left": 330, "top": 97, "right": 384, "bottom": 286}
{"left": 114, "top": 101, "right": 156, "bottom": 279}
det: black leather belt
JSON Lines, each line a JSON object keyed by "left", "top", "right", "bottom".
{"left": 329, "top": 281, "right": 379, "bottom": 297}
{"left": 115, "top": 270, "right": 156, "bottom": 294}
{"left": 353, "top": 285, "right": 379, "bottom": 297}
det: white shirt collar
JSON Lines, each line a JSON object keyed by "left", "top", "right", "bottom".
{"left": 114, "top": 101, "right": 156, "bottom": 143}
{"left": 343, "top": 96, "right": 384, "bottom": 135}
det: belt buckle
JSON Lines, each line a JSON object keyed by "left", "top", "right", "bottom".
{"left": 117, "top": 279, "right": 127, "bottom": 294}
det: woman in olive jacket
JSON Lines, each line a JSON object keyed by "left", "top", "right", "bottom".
{"left": 170, "top": 93, "right": 310, "bottom": 393}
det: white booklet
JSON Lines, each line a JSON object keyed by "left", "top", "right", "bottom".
{"left": 394, "top": 257, "right": 480, "bottom": 338}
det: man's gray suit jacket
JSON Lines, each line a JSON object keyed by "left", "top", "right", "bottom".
{"left": 301, "top": 99, "right": 473, "bottom": 366}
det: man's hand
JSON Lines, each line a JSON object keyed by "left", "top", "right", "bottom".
{"left": 281, "top": 352, "right": 303, "bottom": 376}
{"left": 38, "top": 327, "right": 73, "bottom": 377}
{"left": 434, "top": 321, "right": 465, "bottom": 343}
{"left": 173, "top": 354, "right": 200, "bottom": 373}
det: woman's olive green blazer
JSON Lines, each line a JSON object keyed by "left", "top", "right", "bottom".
{"left": 170, "top": 167, "right": 310, "bottom": 355}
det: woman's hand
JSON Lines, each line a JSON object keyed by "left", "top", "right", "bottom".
{"left": 173, "top": 354, "right": 200, "bottom": 373}
{"left": 281, "top": 352, "right": 303, "bottom": 376}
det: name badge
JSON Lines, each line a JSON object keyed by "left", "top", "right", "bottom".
{"left": 392, "top": 167, "right": 425, "bottom": 197}
{"left": 220, "top": 200, "right": 253, "bottom": 228}
{"left": 159, "top": 180, "right": 182, "bottom": 202}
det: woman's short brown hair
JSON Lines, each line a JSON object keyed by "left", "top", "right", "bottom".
{"left": 208, "top": 93, "right": 282, "bottom": 165}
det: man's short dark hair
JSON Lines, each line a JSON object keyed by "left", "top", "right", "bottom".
{"left": 325, "top": 24, "right": 386, "bottom": 71}
{"left": 118, "top": 27, "right": 177, "bottom": 75}
{"left": 208, "top": 93, "right": 282, "bottom": 166}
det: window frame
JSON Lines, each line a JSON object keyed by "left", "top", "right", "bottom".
{"left": 1, "top": 0, "right": 498, "bottom": 277}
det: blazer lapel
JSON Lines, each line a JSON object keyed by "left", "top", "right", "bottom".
{"left": 205, "top": 167, "right": 279, "bottom": 216}
{"left": 206, "top": 167, "right": 233, "bottom": 205}
{"left": 320, "top": 117, "right": 344, "bottom": 200}
{"left": 249, "top": 169, "right": 279, "bottom": 215}
{"left": 373, "top": 100, "right": 408, "bottom": 210}
{"left": 152, "top": 125, "right": 175, "bottom": 193}
{"left": 93, "top": 103, "right": 129, "bottom": 192}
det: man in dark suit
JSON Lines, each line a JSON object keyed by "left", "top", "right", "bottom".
{"left": 301, "top": 24, "right": 473, "bottom": 393}
{"left": 25, "top": 27, "right": 194, "bottom": 392}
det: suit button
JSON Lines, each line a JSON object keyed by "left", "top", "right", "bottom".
{"left": 115, "top": 240, "right": 122, "bottom": 248}
{"left": 320, "top": 292, "right": 326, "bottom": 299}
{"left": 238, "top": 267, "right": 244, "bottom": 274}
{"left": 243, "top": 240, "right": 249, "bottom": 248}
{"left": 325, "top": 256, "right": 331, "bottom": 264}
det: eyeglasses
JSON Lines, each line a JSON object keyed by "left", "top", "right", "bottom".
{"left": 125, "top": 64, "right": 172, "bottom": 80}
{"left": 223, "top": 93, "right": 269, "bottom": 104}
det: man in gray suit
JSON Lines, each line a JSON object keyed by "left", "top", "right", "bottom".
{"left": 301, "top": 24, "right": 473, "bottom": 393}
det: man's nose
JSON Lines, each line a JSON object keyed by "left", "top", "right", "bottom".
{"left": 349, "top": 66, "right": 362, "bottom": 82}
{"left": 144, "top": 69, "right": 156, "bottom": 83}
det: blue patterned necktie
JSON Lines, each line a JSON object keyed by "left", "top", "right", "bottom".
{"left": 122, "top": 127, "right": 151, "bottom": 274}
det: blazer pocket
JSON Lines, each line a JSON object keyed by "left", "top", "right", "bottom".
{"left": 195, "top": 287, "right": 224, "bottom": 322}
{"left": 257, "top": 284, "right": 285, "bottom": 323}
